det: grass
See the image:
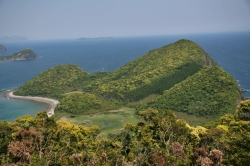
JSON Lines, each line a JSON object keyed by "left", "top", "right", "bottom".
{"left": 126, "top": 94, "right": 159, "bottom": 107}
{"left": 174, "top": 111, "right": 213, "bottom": 126}
{"left": 63, "top": 91, "right": 83, "bottom": 94}
{"left": 52, "top": 104, "right": 215, "bottom": 139}
{"left": 56, "top": 107, "right": 138, "bottom": 137}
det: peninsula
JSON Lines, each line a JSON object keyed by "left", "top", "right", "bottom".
{"left": 15, "top": 39, "right": 240, "bottom": 119}
{"left": 0, "top": 48, "right": 39, "bottom": 62}
{"left": 0, "top": 44, "right": 6, "bottom": 52}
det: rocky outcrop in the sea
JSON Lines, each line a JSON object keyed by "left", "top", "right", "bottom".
{"left": 0, "top": 48, "right": 39, "bottom": 62}
{"left": 0, "top": 44, "right": 6, "bottom": 52}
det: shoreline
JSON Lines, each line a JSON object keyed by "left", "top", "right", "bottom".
{"left": 6, "top": 91, "right": 59, "bottom": 117}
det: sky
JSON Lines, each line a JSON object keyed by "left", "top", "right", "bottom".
{"left": 0, "top": 0, "right": 250, "bottom": 40}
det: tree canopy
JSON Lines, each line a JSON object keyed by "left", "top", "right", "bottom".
{"left": 143, "top": 66, "right": 240, "bottom": 117}
{"left": 1, "top": 102, "right": 250, "bottom": 165}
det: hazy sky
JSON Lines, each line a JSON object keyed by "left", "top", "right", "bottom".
{"left": 0, "top": 0, "right": 250, "bottom": 40}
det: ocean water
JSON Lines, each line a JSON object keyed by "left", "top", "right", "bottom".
{"left": 0, "top": 32, "right": 250, "bottom": 121}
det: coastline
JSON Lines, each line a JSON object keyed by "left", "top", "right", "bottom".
{"left": 6, "top": 91, "right": 59, "bottom": 117}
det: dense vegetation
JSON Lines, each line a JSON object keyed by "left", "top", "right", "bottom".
{"left": 15, "top": 39, "right": 240, "bottom": 119}
{"left": 88, "top": 39, "right": 216, "bottom": 101}
{"left": 143, "top": 66, "right": 240, "bottom": 117}
{"left": 55, "top": 93, "right": 118, "bottom": 115}
{"left": 0, "top": 100, "right": 250, "bottom": 165}
{"left": 0, "top": 48, "right": 38, "bottom": 62}
{"left": 55, "top": 108, "right": 138, "bottom": 137}
{"left": 15, "top": 64, "right": 89, "bottom": 98}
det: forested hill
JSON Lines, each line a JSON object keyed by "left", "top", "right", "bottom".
{"left": 143, "top": 66, "right": 240, "bottom": 117}
{"left": 15, "top": 39, "right": 212, "bottom": 99}
{"left": 15, "top": 39, "right": 240, "bottom": 117}
{"left": 15, "top": 64, "right": 90, "bottom": 97}
{"left": 91, "top": 39, "right": 217, "bottom": 101}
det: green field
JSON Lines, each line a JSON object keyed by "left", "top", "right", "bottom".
{"left": 54, "top": 106, "right": 211, "bottom": 138}
{"left": 56, "top": 107, "right": 139, "bottom": 137}
{"left": 174, "top": 111, "right": 213, "bottom": 126}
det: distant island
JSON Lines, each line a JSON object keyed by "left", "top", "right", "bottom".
{"left": 0, "top": 48, "right": 39, "bottom": 62}
{"left": 0, "top": 44, "right": 6, "bottom": 52}
{"left": 0, "top": 35, "right": 29, "bottom": 42}
{"left": 77, "top": 37, "right": 114, "bottom": 40}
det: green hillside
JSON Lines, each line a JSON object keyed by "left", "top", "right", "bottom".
{"left": 15, "top": 64, "right": 89, "bottom": 98}
{"left": 143, "top": 66, "right": 240, "bottom": 117}
{"left": 82, "top": 39, "right": 217, "bottom": 101}
{"left": 55, "top": 93, "right": 118, "bottom": 115}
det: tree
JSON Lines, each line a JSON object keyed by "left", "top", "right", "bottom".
{"left": 122, "top": 109, "right": 194, "bottom": 165}
{"left": 237, "top": 99, "right": 250, "bottom": 120}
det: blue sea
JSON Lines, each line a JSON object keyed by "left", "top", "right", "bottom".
{"left": 1, "top": 32, "right": 250, "bottom": 122}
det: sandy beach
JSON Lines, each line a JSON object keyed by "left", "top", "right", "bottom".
{"left": 6, "top": 91, "right": 59, "bottom": 117}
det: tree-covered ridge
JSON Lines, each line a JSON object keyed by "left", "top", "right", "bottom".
{"left": 107, "top": 39, "right": 216, "bottom": 81}
{"left": 144, "top": 66, "right": 240, "bottom": 117}
{"left": 86, "top": 39, "right": 217, "bottom": 100}
{"left": 15, "top": 64, "right": 89, "bottom": 98}
{"left": 16, "top": 39, "right": 214, "bottom": 100}
{"left": 1, "top": 102, "right": 250, "bottom": 165}
{"left": 55, "top": 93, "right": 118, "bottom": 115}
{"left": 0, "top": 48, "right": 38, "bottom": 61}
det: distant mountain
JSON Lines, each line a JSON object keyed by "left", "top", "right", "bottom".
{"left": 0, "top": 44, "right": 6, "bottom": 52}
{"left": 0, "top": 48, "right": 38, "bottom": 62}
{"left": 0, "top": 35, "right": 29, "bottom": 42}
{"left": 77, "top": 37, "right": 114, "bottom": 40}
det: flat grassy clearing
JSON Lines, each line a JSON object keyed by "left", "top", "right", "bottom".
{"left": 126, "top": 94, "right": 159, "bottom": 107}
{"left": 174, "top": 111, "right": 213, "bottom": 126}
{"left": 64, "top": 91, "right": 83, "bottom": 94}
{"left": 57, "top": 107, "right": 139, "bottom": 137}
{"left": 53, "top": 106, "right": 215, "bottom": 137}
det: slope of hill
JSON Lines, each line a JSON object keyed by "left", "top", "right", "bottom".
{"left": 55, "top": 93, "right": 118, "bottom": 115}
{"left": 83, "top": 39, "right": 217, "bottom": 101}
{"left": 143, "top": 66, "right": 240, "bottom": 117}
{"left": 14, "top": 64, "right": 89, "bottom": 98}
